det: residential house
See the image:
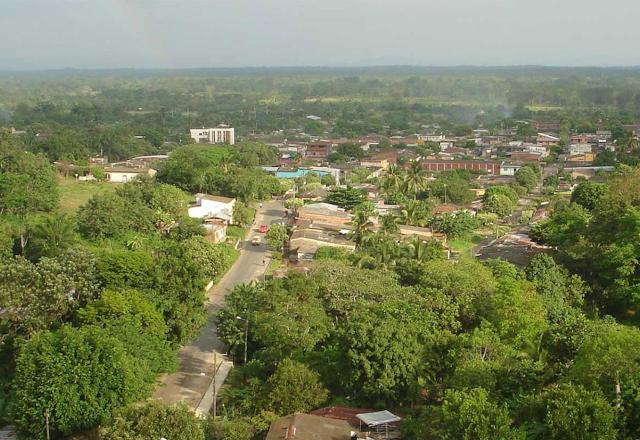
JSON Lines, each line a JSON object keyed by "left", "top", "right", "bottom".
{"left": 532, "top": 121, "right": 561, "bottom": 132}
{"left": 469, "top": 188, "right": 486, "bottom": 199}
{"left": 289, "top": 228, "right": 355, "bottom": 261}
{"left": 500, "top": 162, "right": 522, "bottom": 176}
{"left": 126, "top": 155, "right": 169, "bottom": 167}
{"left": 567, "top": 152, "right": 595, "bottom": 163}
{"left": 570, "top": 134, "right": 596, "bottom": 145}
{"left": 352, "top": 183, "right": 379, "bottom": 200}
{"left": 188, "top": 194, "right": 236, "bottom": 224}
{"left": 433, "top": 204, "right": 460, "bottom": 215}
{"left": 418, "top": 133, "right": 445, "bottom": 143}
{"left": 305, "top": 142, "right": 333, "bottom": 160}
{"left": 399, "top": 224, "right": 447, "bottom": 241}
{"left": 536, "top": 133, "right": 560, "bottom": 147}
{"left": 359, "top": 157, "right": 389, "bottom": 169}
{"left": 523, "top": 144, "right": 549, "bottom": 157}
{"left": 104, "top": 167, "right": 156, "bottom": 183}
{"left": 89, "top": 156, "right": 108, "bottom": 165}
{"left": 510, "top": 151, "right": 542, "bottom": 162}
{"left": 296, "top": 203, "right": 352, "bottom": 226}
{"left": 568, "top": 143, "right": 592, "bottom": 156}
{"left": 563, "top": 166, "right": 614, "bottom": 179}
{"left": 265, "top": 413, "right": 354, "bottom": 440}
{"left": 203, "top": 218, "right": 228, "bottom": 243}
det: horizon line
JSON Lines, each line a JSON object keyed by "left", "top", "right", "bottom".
{"left": 2, "top": 64, "right": 640, "bottom": 74}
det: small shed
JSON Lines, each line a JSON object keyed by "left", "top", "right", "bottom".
{"left": 356, "top": 411, "right": 401, "bottom": 439}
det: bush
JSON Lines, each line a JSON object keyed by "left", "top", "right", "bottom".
{"left": 101, "top": 400, "right": 205, "bottom": 440}
{"left": 182, "top": 236, "right": 238, "bottom": 281}
{"left": 233, "top": 202, "right": 256, "bottom": 226}
{"left": 515, "top": 167, "right": 539, "bottom": 192}
{"left": 484, "top": 185, "right": 519, "bottom": 204}
{"left": 570, "top": 181, "right": 607, "bottom": 211}
{"left": 262, "top": 359, "right": 329, "bottom": 415}
{"left": 315, "top": 246, "right": 351, "bottom": 261}
{"left": 429, "top": 211, "right": 479, "bottom": 238}
{"left": 483, "top": 194, "right": 515, "bottom": 217}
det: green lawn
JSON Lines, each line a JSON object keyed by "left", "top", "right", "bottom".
{"left": 449, "top": 233, "right": 486, "bottom": 257}
{"left": 58, "top": 178, "right": 117, "bottom": 212}
{"left": 265, "top": 255, "right": 283, "bottom": 276}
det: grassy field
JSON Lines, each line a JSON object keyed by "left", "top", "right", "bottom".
{"left": 526, "top": 105, "right": 564, "bottom": 112}
{"left": 58, "top": 177, "right": 118, "bottom": 212}
{"left": 449, "top": 232, "right": 486, "bottom": 257}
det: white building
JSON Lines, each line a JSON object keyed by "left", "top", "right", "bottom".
{"left": 190, "top": 125, "right": 235, "bottom": 145}
{"left": 104, "top": 167, "right": 157, "bottom": 183}
{"left": 188, "top": 194, "right": 236, "bottom": 223}
{"left": 419, "top": 134, "right": 445, "bottom": 142}
{"left": 524, "top": 144, "right": 550, "bottom": 157}
{"left": 500, "top": 162, "right": 522, "bottom": 176}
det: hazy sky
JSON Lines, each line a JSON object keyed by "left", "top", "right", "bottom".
{"left": 2, "top": 0, "right": 639, "bottom": 69}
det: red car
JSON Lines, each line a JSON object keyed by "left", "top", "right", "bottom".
{"left": 258, "top": 224, "right": 269, "bottom": 233}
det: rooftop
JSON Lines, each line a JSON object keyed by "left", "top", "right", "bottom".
{"left": 265, "top": 413, "right": 352, "bottom": 440}
{"left": 194, "top": 193, "right": 236, "bottom": 204}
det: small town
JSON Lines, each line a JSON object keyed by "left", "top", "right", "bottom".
{"left": 2, "top": 2, "right": 640, "bottom": 440}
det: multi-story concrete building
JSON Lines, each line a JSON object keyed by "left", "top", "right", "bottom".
{"left": 420, "top": 160, "right": 500, "bottom": 174}
{"left": 190, "top": 125, "right": 235, "bottom": 145}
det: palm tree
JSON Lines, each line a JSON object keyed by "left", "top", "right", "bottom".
{"left": 406, "top": 238, "right": 442, "bottom": 263}
{"left": 380, "top": 214, "right": 399, "bottom": 235}
{"left": 403, "top": 160, "right": 426, "bottom": 199}
{"left": 351, "top": 209, "right": 375, "bottom": 245}
{"left": 28, "top": 213, "right": 77, "bottom": 259}
{"left": 374, "top": 238, "right": 401, "bottom": 270}
{"left": 354, "top": 235, "right": 402, "bottom": 271}
{"left": 400, "top": 200, "right": 431, "bottom": 227}
{"left": 381, "top": 164, "right": 403, "bottom": 194}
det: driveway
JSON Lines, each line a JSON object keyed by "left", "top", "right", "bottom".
{"left": 153, "top": 199, "right": 285, "bottom": 413}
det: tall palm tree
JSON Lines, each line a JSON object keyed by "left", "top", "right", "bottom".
{"left": 28, "top": 213, "right": 77, "bottom": 259}
{"left": 403, "top": 160, "right": 426, "bottom": 199}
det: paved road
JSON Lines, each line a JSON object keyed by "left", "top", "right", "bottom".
{"left": 153, "top": 200, "right": 285, "bottom": 413}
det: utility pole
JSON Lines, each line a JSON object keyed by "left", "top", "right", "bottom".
{"left": 236, "top": 316, "right": 249, "bottom": 365}
{"left": 213, "top": 352, "right": 217, "bottom": 421}
{"left": 443, "top": 183, "right": 447, "bottom": 204}
{"left": 243, "top": 318, "right": 248, "bottom": 365}
{"left": 45, "top": 409, "right": 50, "bottom": 440}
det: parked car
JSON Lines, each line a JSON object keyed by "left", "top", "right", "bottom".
{"left": 251, "top": 236, "right": 261, "bottom": 246}
{"left": 259, "top": 224, "right": 269, "bottom": 233}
